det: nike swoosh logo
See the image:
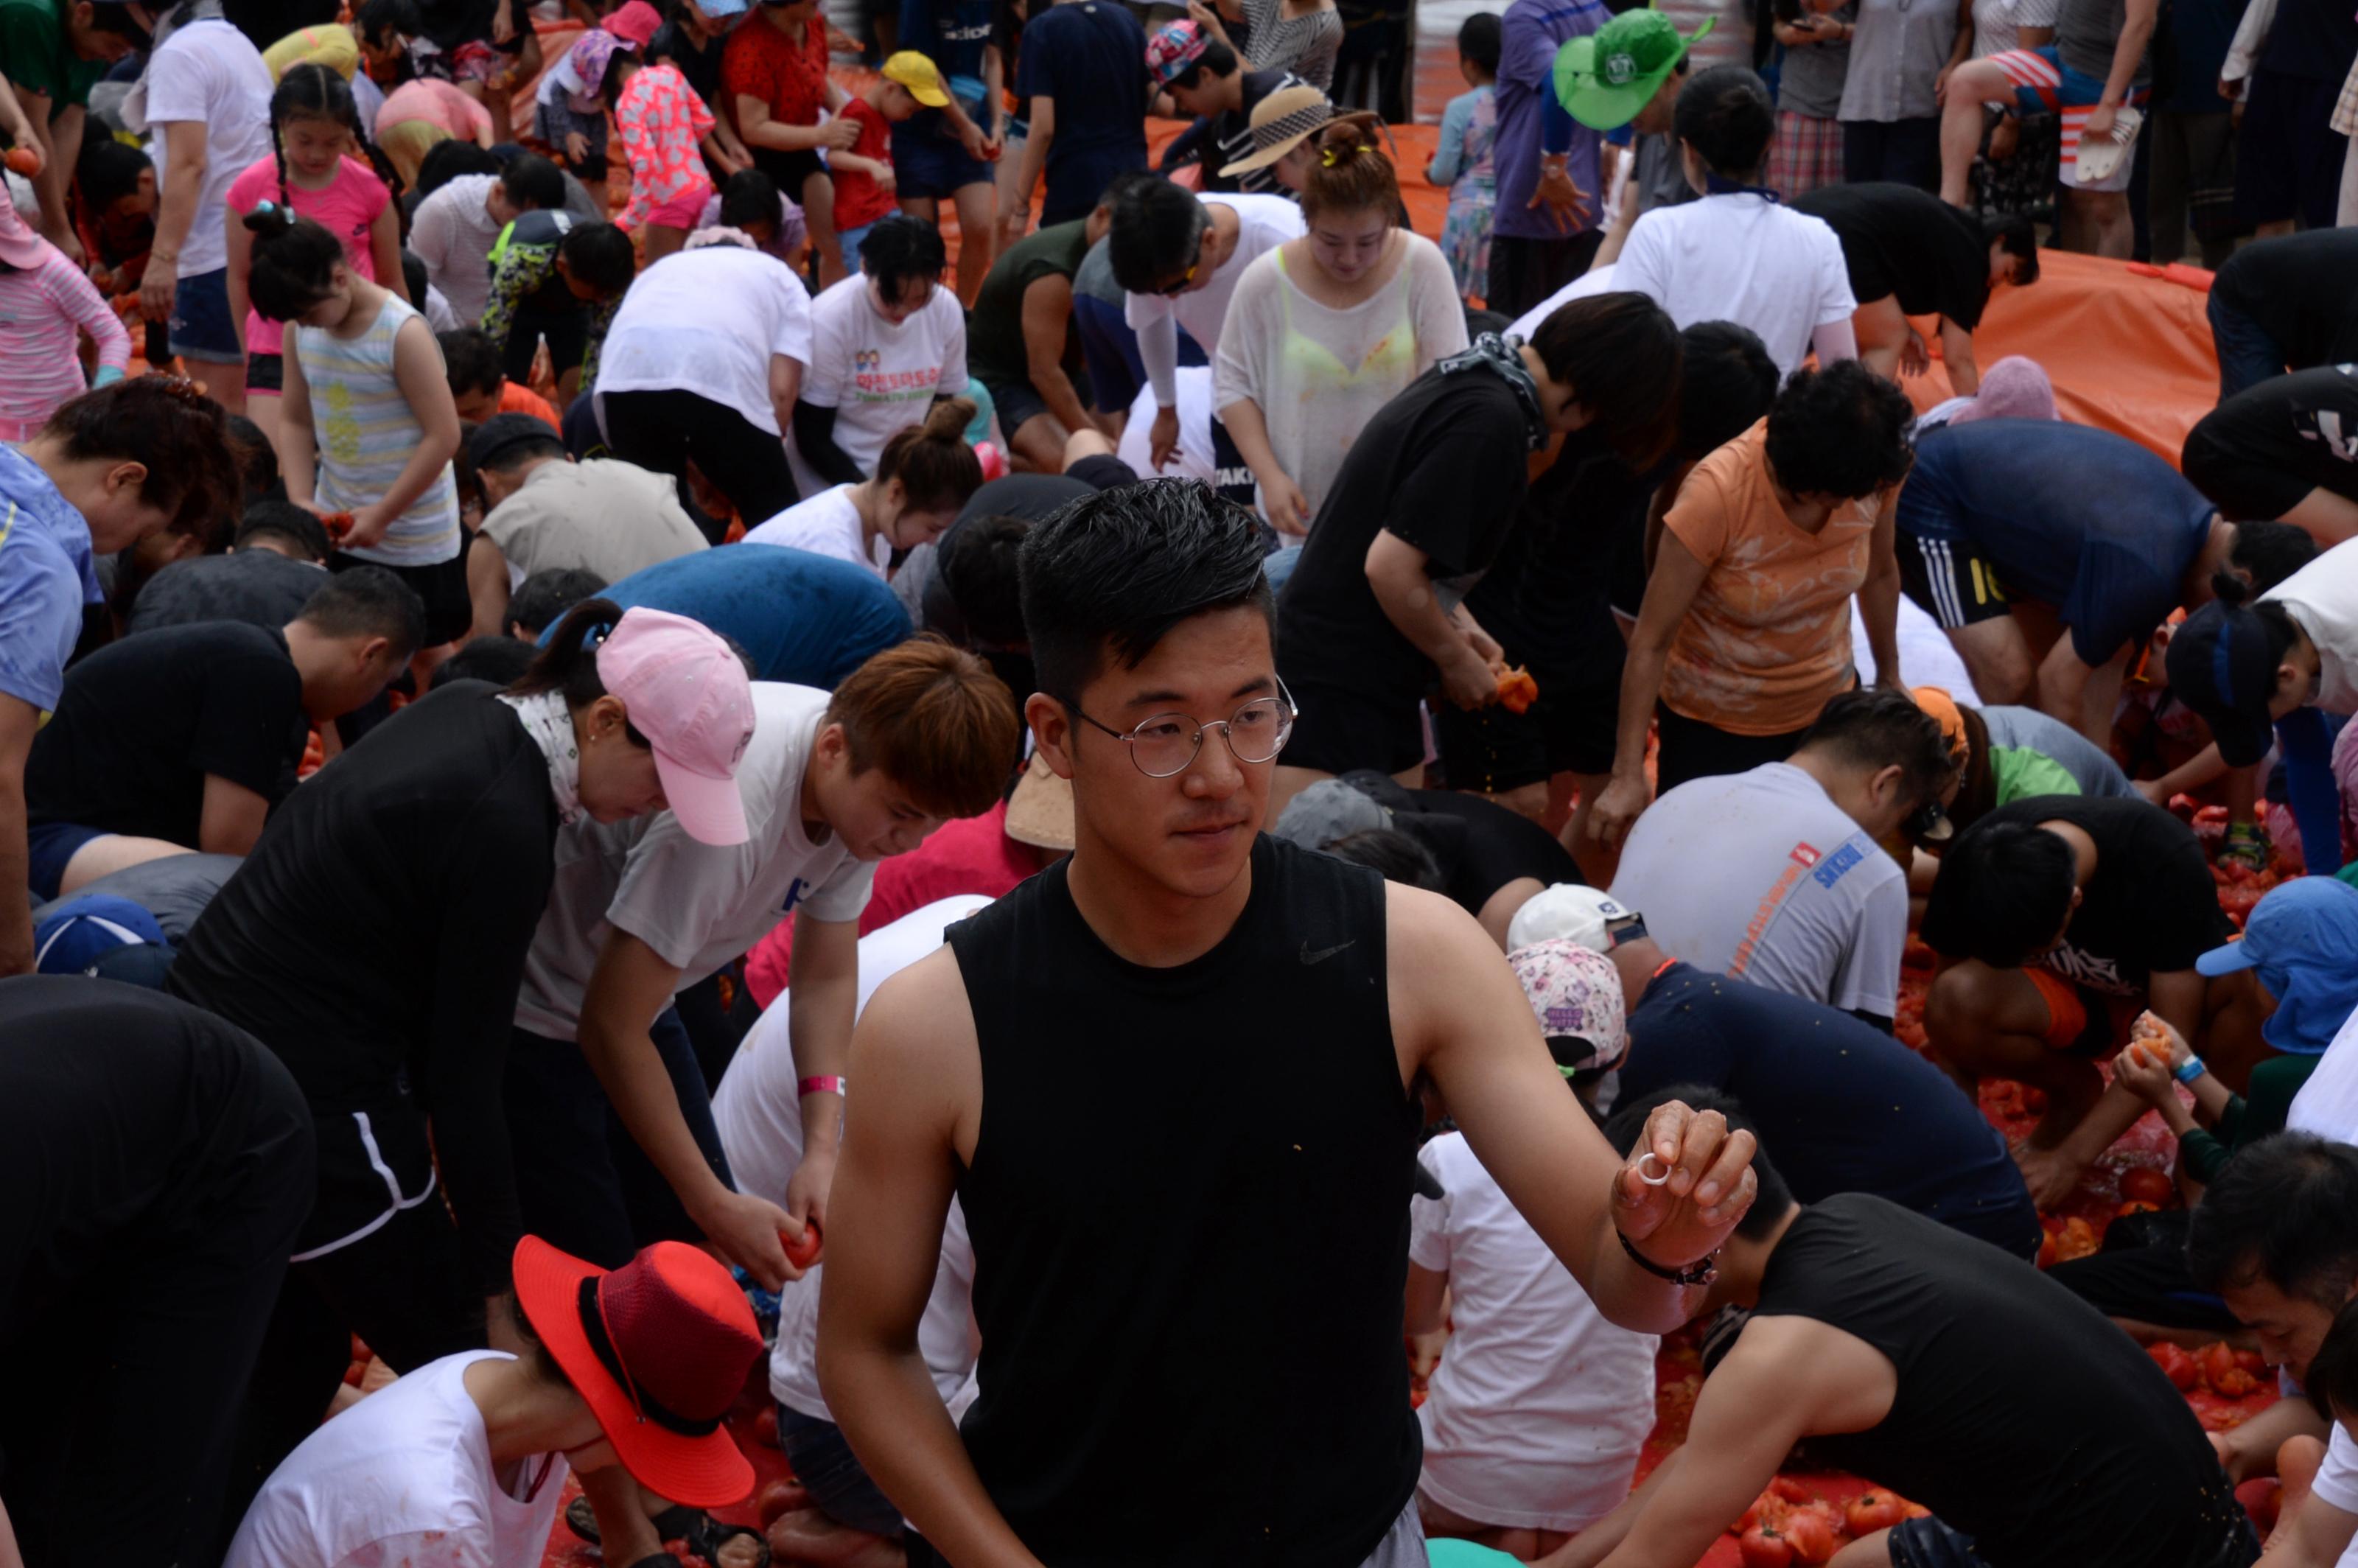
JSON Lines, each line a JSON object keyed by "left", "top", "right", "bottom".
{"left": 1300, "top": 939, "right": 1355, "bottom": 965}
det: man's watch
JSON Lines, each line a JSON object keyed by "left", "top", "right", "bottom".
{"left": 1619, "top": 1228, "right": 1718, "bottom": 1287}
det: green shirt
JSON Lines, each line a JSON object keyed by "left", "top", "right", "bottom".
{"left": 2179, "top": 1054, "right": 2321, "bottom": 1186}
{"left": 965, "top": 219, "right": 1092, "bottom": 391}
{"left": 1990, "top": 744, "right": 2082, "bottom": 807}
{"left": 0, "top": 0, "right": 108, "bottom": 113}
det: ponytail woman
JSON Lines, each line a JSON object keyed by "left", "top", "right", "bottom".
{"left": 167, "top": 599, "right": 758, "bottom": 1513}
{"left": 744, "top": 396, "right": 984, "bottom": 577}
{"left": 1214, "top": 113, "right": 1466, "bottom": 536}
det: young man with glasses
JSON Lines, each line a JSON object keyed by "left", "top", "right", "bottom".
{"left": 816, "top": 476, "right": 1760, "bottom": 1568}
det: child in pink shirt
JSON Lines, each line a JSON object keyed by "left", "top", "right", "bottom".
{"left": 373, "top": 77, "right": 497, "bottom": 188}
{"left": 607, "top": 52, "right": 732, "bottom": 264}
{"left": 0, "top": 186, "right": 130, "bottom": 441}
{"left": 225, "top": 64, "right": 403, "bottom": 438}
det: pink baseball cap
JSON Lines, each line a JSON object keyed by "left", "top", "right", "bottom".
{"left": 595, "top": 607, "right": 756, "bottom": 846}
{"left": 604, "top": 0, "right": 662, "bottom": 46}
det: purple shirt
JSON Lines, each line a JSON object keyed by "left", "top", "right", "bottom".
{"left": 1491, "top": 0, "right": 1611, "bottom": 242}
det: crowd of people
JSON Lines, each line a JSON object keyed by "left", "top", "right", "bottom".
{"left": 4, "top": 0, "right": 2358, "bottom": 1562}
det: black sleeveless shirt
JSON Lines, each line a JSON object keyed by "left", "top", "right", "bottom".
{"left": 1750, "top": 1195, "right": 2254, "bottom": 1568}
{"left": 945, "top": 834, "right": 1422, "bottom": 1566}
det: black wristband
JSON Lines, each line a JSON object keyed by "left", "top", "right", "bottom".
{"left": 1618, "top": 1228, "right": 1718, "bottom": 1287}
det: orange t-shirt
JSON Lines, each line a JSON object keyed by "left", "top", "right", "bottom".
{"left": 1659, "top": 419, "right": 1890, "bottom": 737}
{"left": 500, "top": 379, "right": 561, "bottom": 431}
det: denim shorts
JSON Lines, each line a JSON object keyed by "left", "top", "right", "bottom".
{"left": 891, "top": 117, "right": 993, "bottom": 199}
{"left": 774, "top": 1403, "right": 906, "bottom": 1538}
{"left": 24, "top": 819, "right": 105, "bottom": 902}
{"left": 168, "top": 267, "right": 243, "bottom": 363}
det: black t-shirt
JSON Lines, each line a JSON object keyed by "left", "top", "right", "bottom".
{"left": 2259, "top": 0, "right": 2358, "bottom": 81}
{"left": 649, "top": 18, "right": 725, "bottom": 107}
{"left": 1750, "top": 1195, "right": 2253, "bottom": 1568}
{"left": 2183, "top": 364, "right": 2358, "bottom": 516}
{"left": 25, "top": 622, "right": 304, "bottom": 847}
{"left": 1463, "top": 427, "right": 1654, "bottom": 681}
{"left": 1277, "top": 368, "right": 1534, "bottom": 699}
{"left": 1791, "top": 183, "right": 1993, "bottom": 329}
{"left": 1620, "top": 962, "right": 2029, "bottom": 1239}
{"left": 124, "top": 550, "right": 328, "bottom": 637}
{"left": 1925, "top": 795, "right": 2233, "bottom": 994}
{"left": 1205, "top": 69, "right": 1308, "bottom": 195}
{"left": 2211, "top": 231, "right": 2358, "bottom": 369}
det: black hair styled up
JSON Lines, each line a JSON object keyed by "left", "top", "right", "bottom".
{"left": 296, "top": 564, "right": 428, "bottom": 660}
{"left": 438, "top": 326, "right": 505, "bottom": 396}
{"left": 416, "top": 139, "right": 503, "bottom": 197}
{"left": 2227, "top": 519, "right": 2320, "bottom": 598}
{"left": 1919, "top": 816, "right": 2081, "bottom": 967}
{"left": 76, "top": 136, "right": 152, "bottom": 211}
{"left": 433, "top": 634, "right": 540, "bottom": 690}
{"left": 718, "top": 167, "right": 783, "bottom": 232}
{"left": 1981, "top": 212, "right": 2040, "bottom": 287}
{"left": 500, "top": 152, "right": 568, "bottom": 214}
{"left": 508, "top": 567, "right": 611, "bottom": 636}
{"left": 1763, "top": 359, "right": 1916, "bottom": 499}
{"left": 242, "top": 204, "right": 347, "bottom": 321}
{"left": 235, "top": 498, "right": 332, "bottom": 561}
{"left": 1018, "top": 477, "right": 1273, "bottom": 701}
{"left": 858, "top": 214, "right": 949, "bottom": 301}
{"left": 1458, "top": 10, "right": 1502, "bottom": 74}
{"left": 1675, "top": 321, "right": 1778, "bottom": 461}
{"left": 1108, "top": 176, "right": 1210, "bottom": 295}
{"left": 1321, "top": 827, "right": 1444, "bottom": 891}
{"left": 1796, "top": 687, "right": 1958, "bottom": 813}
{"left": 1527, "top": 291, "right": 1684, "bottom": 469}
{"left": 560, "top": 221, "right": 637, "bottom": 297}
{"left": 1169, "top": 36, "right": 1239, "bottom": 91}
{"left": 507, "top": 597, "right": 647, "bottom": 740}
{"left": 1672, "top": 65, "right": 1775, "bottom": 179}
{"left": 2187, "top": 1134, "right": 2358, "bottom": 1307}
{"left": 1602, "top": 1083, "right": 1793, "bottom": 1242}
{"left": 940, "top": 514, "right": 1032, "bottom": 648}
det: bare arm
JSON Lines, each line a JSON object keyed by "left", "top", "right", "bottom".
{"left": 141, "top": 120, "right": 211, "bottom": 322}
{"left": 1004, "top": 97, "right": 1053, "bottom": 239}
{"left": 12, "top": 85, "right": 80, "bottom": 260}
{"left": 737, "top": 91, "right": 853, "bottom": 153}
{"left": 468, "top": 534, "right": 513, "bottom": 640}
{"left": 769, "top": 351, "right": 805, "bottom": 435}
{"left": 1860, "top": 489, "right": 1903, "bottom": 690}
{"left": 0, "top": 696, "right": 36, "bottom": 978}
{"left": 197, "top": 774, "right": 270, "bottom": 856}
{"left": 1590, "top": 527, "right": 1710, "bottom": 847}
{"left": 2259, "top": 1490, "right": 2358, "bottom": 1568}
{"left": 277, "top": 339, "right": 321, "bottom": 507}
{"left": 225, "top": 197, "right": 254, "bottom": 359}
{"left": 819, "top": 951, "right": 1046, "bottom": 1568}
{"left": 1217, "top": 396, "right": 1310, "bottom": 535}
{"left": 370, "top": 203, "right": 409, "bottom": 302}
{"left": 1365, "top": 529, "right": 1493, "bottom": 712}
{"left": 1021, "top": 273, "right": 1091, "bottom": 434}
{"left": 2094, "top": 0, "right": 2159, "bottom": 126}
{"left": 782, "top": 913, "right": 858, "bottom": 1229}
{"left": 1939, "top": 319, "right": 1979, "bottom": 395}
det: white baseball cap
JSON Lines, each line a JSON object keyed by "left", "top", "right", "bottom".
{"left": 1505, "top": 883, "right": 1636, "bottom": 954}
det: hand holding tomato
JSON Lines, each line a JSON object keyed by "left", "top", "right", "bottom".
{"left": 1496, "top": 666, "right": 1540, "bottom": 715}
{"left": 780, "top": 1215, "right": 823, "bottom": 1270}
{"left": 2113, "top": 1043, "right": 2177, "bottom": 1105}
{"left": 2119, "top": 1166, "right": 2177, "bottom": 1207}
{"left": 4, "top": 144, "right": 39, "bottom": 177}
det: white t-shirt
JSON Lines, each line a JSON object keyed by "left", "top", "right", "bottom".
{"left": 1609, "top": 195, "right": 1857, "bottom": 378}
{"left": 791, "top": 274, "right": 968, "bottom": 497}
{"left": 1506, "top": 262, "right": 1620, "bottom": 343}
{"left": 144, "top": 20, "right": 274, "bottom": 277}
{"left": 1410, "top": 1134, "right": 1658, "bottom": 1533}
{"left": 711, "top": 897, "right": 989, "bottom": 1421}
{"left": 1116, "top": 365, "right": 1219, "bottom": 486}
{"left": 224, "top": 1351, "right": 569, "bottom": 1568}
{"left": 2267, "top": 540, "right": 2358, "bottom": 716}
{"left": 1126, "top": 193, "right": 1306, "bottom": 407}
{"left": 2285, "top": 1007, "right": 2358, "bottom": 1558}
{"left": 1610, "top": 761, "right": 1909, "bottom": 1018}
{"left": 1850, "top": 592, "right": 1984, "bottom": 704}
{"left": 597, "top": 245, "right": 815, "bottom": 436}
{"left": 512, "top": 683, "right": 876, "bottom": 1039}
{"left": 742, "top": 483, "right": 883, "bottom": 576}
{"left": 409, "top": 174, "right": 508, "bottom": 327}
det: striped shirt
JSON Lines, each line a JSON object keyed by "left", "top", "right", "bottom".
{"left": 290, "top": 293, "right": 461, "bottom": 567}
{"left": 0, "top": 247, "right": 131, "bottom": 441}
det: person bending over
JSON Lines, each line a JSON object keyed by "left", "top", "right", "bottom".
{"left": 409, "top": 151, "right": 566, "bottom": 327}
{"left": 1920, "top": 794, "right": 2264, "bottom": 1207}
{"left": 2205, "top": 231, "right": 2358, "bottom": 399}
{"left": 597, "top": 543, "right": 914, "bottom": 685}
{"left": 25, "top": 568, "right": 420, "bottom": 896}
{"left": 965, "top": 183, "right": 1116, "bottom": 472}
{"left": 1789, "top": 182, "right": 2037, "bottom": 393}
{"left": 480, "top": 211, "right": 634, "bottom": 406}
{"left": 1535, "top": 1121, "right": 2258, "bottom": 1568}
{"left": 440, "top": 324, "right": 562, "bottom": 427}
{"left": 2183, "top": 365, "right": 2358, "bottom": 550}
{"left": 793, "top": 215, "right": 970, "bottom": 497}
{"left": 124, "top": 500, "right": 334, "bottom": 636}
{"left": 816, "top": 477, "right": 1758, "bottom": 1568}
{"left": 506, "top": 568, "right": 609, "bottom": 638}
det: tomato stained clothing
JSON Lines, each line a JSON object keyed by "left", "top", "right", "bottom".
{"left": 223, "top": 1351, "right": 570, "bottom": 1568}
{"left": 225, "top": 155, "right": 390, "bottom": 356}
{"left": 1618, "top": 962, "right": 2037, "bottom": 1254}
{"left": 1923, "top": 795, "right": 2234, "bottom": 996}
{"left": 615, "top": 63, "right": 718, "bottom": 232}
{"left": 722, "top": 9, "right": 832, "bottom": 126}
{"left": 1746, "top": 1194, "right": 2259, "bottom": 1568}
{"left": 1610, "top": 762, "right": 1909, "bottom": 1020}
{"left": 1410, "top": 1132, "right": 1657, "bottom": 1533}
{"left": 1659, "top": 419, "right": 1883, "bottom": 736}
{"left": 833, "top": 97, "right": 900, "bottom": 230}
{"left": 944, "top": 835, "right": 1423, "bottom": 1565}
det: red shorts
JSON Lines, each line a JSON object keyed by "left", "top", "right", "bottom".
{"left": 644, "top": 183, "right": 716, "bottom": 231}
{"left": 2023, "top": 967, "right": 2141, "bottom": 1055}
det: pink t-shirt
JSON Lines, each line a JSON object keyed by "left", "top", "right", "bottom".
{"left": 615, "top": 63, "right": 716, "bottom": 231}
{"left": 225, "top": 154, "right": 391, "bottom": 356}
{"left": 375, "top": 77, "right": 495, "bottom": 143}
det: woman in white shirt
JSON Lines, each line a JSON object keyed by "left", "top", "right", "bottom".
{"left": 791, "top": 216, "right": 971, "bottom": 499}
{"left": 1214, "top": 113, "right": 1467, "bottom": 536}
{"left": 744, "top": 397, "right": 983, "bottom": 578}
{"left": 1603, "top": 66, "right": 1858, "bottom": 379}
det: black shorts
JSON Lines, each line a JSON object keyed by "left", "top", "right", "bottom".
{"left": 246, "top": 350, "right": 284, "bottom": 393}
{"left": 1896, "top": 531, "right": 2011, "bottom": 631}
{"left": 332, "top": 547, "right": 472, "bottom": 647}
{"left": 1654, "top": 701, "right": 1812, "bottom": 794}
{"left": 982, "top": 371, "right": 1052, "bottom": 441}
{"left": 752, "top": 145, "right": 830, "bottom": 205}
{"left": 2234, "top": 69, "right": 2348, "bottom": 230}
{"left": 1432, "top": 665, "right": 1620, "bottom": 793}
{"left": 501, "top": 304, "right": 590, "bottom": 384}
{"left": 1278, "top": 678, "right": 1426, "bottom": 777}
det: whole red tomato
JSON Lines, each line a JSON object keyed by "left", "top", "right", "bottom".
{"left": 2149, "top": 1340, "right": 2201, "bottom": 1392}
{"left": 1846, "top": 1492, "right": 1906, "bottom": 1535}
{"left": 2120, "top": 1167, "right": 2177, "bottom": 1207}
{"left": 782, "top": 1218, "right": 824, "bottom": 1269}
{"left": 1738, "top": 1525, "right": 1795, "bottom": 1568}
{"left": 1782, "top": 1508, "right": 1838, "bottom": 1566}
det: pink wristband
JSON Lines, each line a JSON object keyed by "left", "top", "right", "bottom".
{"left": 798, "top": 1075, "right": 847, "bottom": 1098}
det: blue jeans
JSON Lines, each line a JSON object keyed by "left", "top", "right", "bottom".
{"left": 774, "top": 1404, "right": 906, "bottom": 1537}
{"left": 2208, "top": 290, "right": 2288, "bottom": 399}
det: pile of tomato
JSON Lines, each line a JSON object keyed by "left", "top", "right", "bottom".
{"left": 1732, "top": 1478, "right": 1930, "bottom": 1566}
{"left": 2149, "top": 1341, "right": 2267, "bottom": 1399}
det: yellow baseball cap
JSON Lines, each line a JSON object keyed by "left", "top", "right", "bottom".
{"left": 881, "top": 50, "right": 952, "bottom": 108}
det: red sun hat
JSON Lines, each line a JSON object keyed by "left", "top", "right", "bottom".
{"left": 513, "top": 1236, "right": 763, "bottom": 1506}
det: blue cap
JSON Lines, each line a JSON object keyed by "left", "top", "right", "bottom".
{"left": 2197, "top": 876, "right": 2358, "bottom": 1054}
{"left": 32, "top": 895, "right": 166, "bottom": 975}
{"left": 2164, "top": 599, "right": 2286, "bottom": 769}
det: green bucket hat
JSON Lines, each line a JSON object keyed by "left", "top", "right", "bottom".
{"left": 1553, "top": 8, "right": 1715, "bottom": 130}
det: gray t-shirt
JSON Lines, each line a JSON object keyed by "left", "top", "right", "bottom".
{"left": 125, "top": 549, "right": 329, "bottom": 637}
{"left": 1777, "top": 5, "right": 1858, "bottom": 119}
{"left": 480, "top": 458, "right": 708, "bottom": 591}
{"left": 31, "top": 853, "right": 242, "bottom": 944}
{"left": 2055, "top": 0, "right": 2150, "bottom": 85}
{"left": 511, "top": 682, "right": 877, "bottom": 1039}
{"left": 1980, "top": 704, "right": 2138, "bottom": 799}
